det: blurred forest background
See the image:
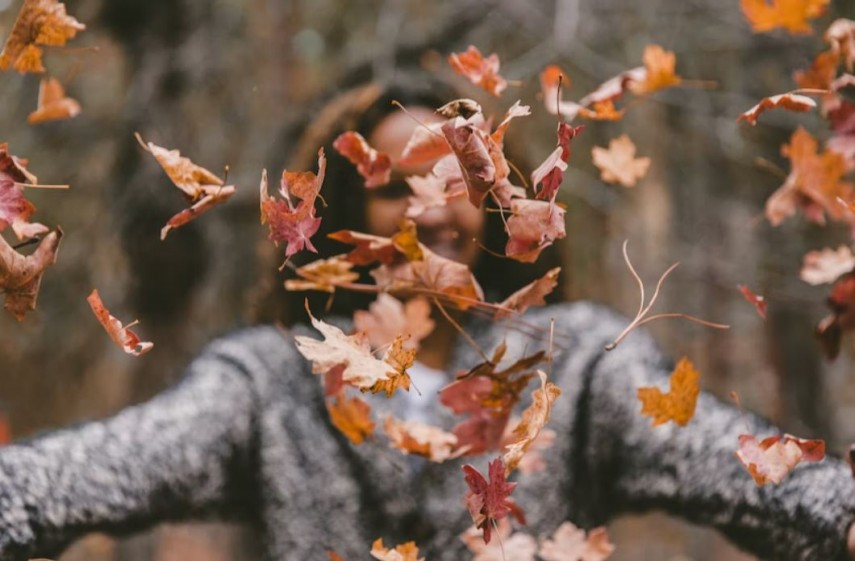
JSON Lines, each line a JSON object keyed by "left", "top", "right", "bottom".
{"left": 1, "top": 0, "right": 854, "bottom": 559}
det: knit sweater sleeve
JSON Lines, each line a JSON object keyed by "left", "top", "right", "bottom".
{"left": 555, "top": 302, "right": 855, "bottom": 561}
{"left": 0, "top": 326, "right": 290, "bottom": 561}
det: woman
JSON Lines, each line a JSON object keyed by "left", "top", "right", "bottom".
{"left": 0, "top": 76, "right": 854, "bottom": 561}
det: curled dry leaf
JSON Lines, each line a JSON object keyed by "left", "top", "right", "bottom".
{"left": 462, "top": 458, "right": 526, "bottom": 544}
{"left": 0, "top": 227, "right": 61, "bottom": 320}
{"left": 505, "top": 199, "right": 567, "bottom": 263}
{"left": 531, "top": 123, "right": 583, "bottom": 202}
{"left": 538, "top": 522, "right": 615, "bottom": 561}
{"left": 736, "top": 433, "right": 825, "bottom": 485}
{"left": 741, "top": 0, "right": 829, "bottom": 35}
{"left": 738, "top": 284, "right": 767, "bottom": 320}
{"left": 490, "top": 101, "right": 531, "bottom": 146}
{"left": 0, "top": 144, "right": 47, "bottom": 241}
{"left": 461, "top": 519, "right": 537, "bottom": 561}
{"left": 637, "top": 356, "right": 700, "bottom": 427}
{"left": 591, "top": 134, "right": 650, "bottom": 188}
{"left": 86, "top": 289, "right": 153, "bottom": 356}
{"left": 628, "top": 45, "right": 682, "bottom": 95}
{"left": 0, "top": 0, "right": 85, "bottom": 73}
{"left": 294, "top": 306, "right": 393, "bottom": 390}
{"left": 448, "top": 45, "right": 507, "bottom": 97}
{"left": 801, "top": 246, "right": 855, "bottom": 285}
{"left": 327, "top": 393, "right": 375, "bottom": 445}
{"left": 827, "top": 19, "right": 855, "bottom": 72}
{"left": 437, "top": 98, "right": 483, "bottom": 120}
{"left": 496, "top": 267, "right": 561, "bottom": 319}
{"left": 332, "top": 131, "right": 392, "bottom": 188}
{"left": 136, "top": 133, "right": 236, "bottom": 240}
{"left": 284, "top": 255, "right": 359, "bottom": 293}
{"left": 816, "top": 271, "right": 855, "bottom": 360}
{"left": 370, "top": 539, "right": 423, "bottom": 561}
{"left": 766, "top": 127, "right": 853, "bottom": 226}
{"left": 260, "top": 149, "right": 326, "bottom": 258}
{"left": 353, "top": 293, "right": 435, "bottom": 350}
{"left": 737, "top": 93, "right": 817, "bottom": 125}
{"left": 441, "top": 118, "right": 499, "bottom": 208}
{"left": 502, "top": 370, "right": 561, "bottom": 474}
{"left": 383, "top": 416, "right": 460, "bottom": 462}
{"left": 27, "top": 77, "right": 81, "bottom": 124}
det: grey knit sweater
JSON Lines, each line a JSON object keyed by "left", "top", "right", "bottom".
{"left": 0, "top": 301, "right": 853, "bottom": 561}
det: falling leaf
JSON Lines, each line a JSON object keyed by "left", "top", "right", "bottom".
{"left": 741, "top": 0, "right": 829, "bottom": 34}
{"left": 86, "top": 288, "right": 153, "bottom": 356}
{"left": 398, "top": 122, "right": 450, "bottom": 167}
{"left": 538, "top": 522, "right": 615, "bottom": 561}
{"left": 294, "top": 306, "right": 393, "bottom": 390}
{"left": 496, "top": 267, "right": 561, "bottom": 319}
{"left": 0, "top": 144, "right": 47, "bottom": 241}
{"left": 591, "top": 135, "right": 650, "bottom": 188}
{"left": 513, "top": 428, "right": 555, "bottom": 475}
{"left": 531, "top": 123, "right": 583, "bottom": 202}
{"left": 353, "top": 293, "right": 435, "bottom": 350}
{"left": 738, "top": 285, "right": 768, "bottom": 320}
{"left": 491, "top": 101, "right": 531, "bottom": 145}
{"left": 827, "top": 19, "right": 855, "bottom": 72}
{"left": 284, "top": 255, "right": 359, "bottom": 293}
{"left": 448, "top": 45, "right": 507, "bottom": 97}
{"left": 737, "top": 93, "right": 817, "bottom": 125}
{"left": 405, "top": 174, "right": 449, "bottom": 219}
{"left": 765, "top": 127, "right": 853, "bottom": 226}
{"left": 441, "top": 119, "right": 498, "bottom": 208}
{"left": 736, "top": 433, "right": 825, "bottom": 485}
{"left": 628, "top": 45, "right": 682, "bottom": 95}
{"left": 27, "top": 77, "right": 80, "bottom": 124}
{"left": 801, "top": 246, "right": 855, "bottom": 285}
{"left": 577, "top": 100, "right": 624, "bottom": 121}
{"left": 136, "top": 133, "right": 236, "bottom": 239}
{"left": 0, "top": 0, "right": 85, "bottom": 73}
{"left": 539, "top": 65, "right": 582, "bottom": 120}
{"left": 383, "top": 416, "right": 460, "bottom": 462}
{"left": 391, "top": 218, "right": 424, "bottom": 262}
{"left": 461, "top": 519, "right": 537, "bottom": 561}
{"left": 333, "top": 131, "right": 392, "bottom": 189}
{"left": 816, "top": 271, "right": 855, "bottom": 359}
{"left": 0, "top": 227, "right": 61, "bottom": 320}
{"left": 505, "top": 199, "right": 567, "bottom": 263}
{"left": 260, "top": 150, "right": 326, "bottom": 258}
{"left": 462, "top": 458, "right": 526, "bottom": 544}
{"left": 794, "top": 49, "right": 840, "bottom": 89}
{"left": 370, "top": 539, "right": 423, "bottom": 561}
{"left": 369, "top": 335, "right": 415, "bottom": 397}
{"left": 637, "top": 356, "right": 700, "bottom": 426}
{"left": 502, "top": 370, "right": 561, "bottom": 473}
{"left": 327, "top": 393, "right": 375, "bottom": 445}
{"left": 437, "top": 98, "right": 484, "bottom": 120}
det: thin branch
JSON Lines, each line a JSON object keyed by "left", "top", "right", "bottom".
{"left": 432, "top": 297, "right": 490, "bottom": 363}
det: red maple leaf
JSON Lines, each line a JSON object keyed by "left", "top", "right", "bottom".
{"left": 462, "top": 458, "right": 526, "bottom": 544}
{"left": 531, "top": 123, "right": 583, "bottom": 202}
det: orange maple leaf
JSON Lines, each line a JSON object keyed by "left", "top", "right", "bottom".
{"left": 736, "top": 433, "right": 825, "bottom": 485}
{"left": 284, "top": 255, "right": 359, "bottom": 293}
{"left": 629, "top": 45, "right": 682, "bottom": 95}
{"left": 0, "top": 0, "right": 85, "bottom": 73}
{"left": 637, "top": 357, "right": 700, "bottom": 426}
{"left": 326, "top": 394, "right": 375, "bottom": 445}
{"left": 737, "top": 92, "right": 817, "bottom": 125}
{"left": 591, "top": 134, "right": 650, "bottom": 188}
{"left": 496, "top": 267, "right": 561, "bottom": 319}
{"left": 332, "top": 131, "right": 391, "bottom": 188}
{"left": 448, "top": 45, "right": 507, "bottom": 97}
{"left": 369, "top": 335, "right": 415, "bottom": 397}
{"left": 794, "top": 49, "right": 840, "bottom": 89}
{"left": 370, "top": 539, "right": 424, "bottom": 561}
{"left": 27, "top": 76, "right": 80, "bottom": 124}
{"left": 87, "top": 288, "right": 153, "bottom": 356}
{"left": 383, "top": 416, "right": 460, "bottom": 462}
{"left": 741, "top": 0, "right": 829, "bottom": 35}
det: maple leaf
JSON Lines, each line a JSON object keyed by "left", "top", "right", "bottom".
{"left": 735, "top": 433, "right": 825, "bottom": 485}
{"left": 827, "top": 19, "right": 855, "bottom": 72}
{"left": 261, "top": 150, "right": 326, "bottom": 258}
{"left": 368, "top": 335, "right": 415, "bottom": 397}
{"left": 591, "top": 134, "right": 650, "bottom": 188}
{"left": 441, "top": 119, "right": 498, "bottom": 207}
{"left": 531, "top": 123, "right": 583, "bottom": 202}
{"left": 462, "top": 458, "right": 526, "bottom": 544}
{"left": 391, "top": 218, "right": 423, "bottom": 262}
{"left": 801, "top": 246, "right": 855, "bottom": 285}
{"left": 370, "top": 539, "right": 424, "bottom": 561}
{"left": 353, "top": 293, "right": 435, "bottom": 350}
{"left": 512, "top": 428, "right": 555, "bottom": 475}
{"left": 461, "top": 519, "right": 537, "bottom": 561}
{"left": 741, "top": 0, "right": 829, "bottom": 34}
{"left": 766, "top": 127, "right": 853, "bottom": 226}
{"left": 577, "top": 100, "right": 624, "bottom": 121}
{"left": 328, "top": 230, "right": 399, "bottom": 266}
{"left": 496, "top": 267, "right": 561, "bottom": 319}
{"left": 0, "top": 0, "right": 85, "bottom": 73}
{"left": 326, "top": 393, "right": 375, "bottom": 445}
{"left": 284, "top": 255, "right": 359, "bottom": 293}
{"left": 86, "top": 289, "right": 153, "bottom": 356}
{"left": 539, "top": 65, "right": 582, "bottom": 120}
{"left": 0, "top": 143, "right": 47, "bottom": 241}
{"left": 448, "top": 45, "right": 507, "bottom": 97}
{"left": 738, "top": 285, "right": 768, "bottom": 320}
{"left": 136, "top": 133, "right": 236, "bottom": 240}
{"left": 794, "top": 49, "right": 840, "bottom": 89}
{"left": 502, "top": 370, "right": 561, "bottom": 473}
{"left": 538, "top": 522, "right": 615, "bottom": 561}
{"left": 636, "top": 357, "right": 700, "bottom": 427}
{"left": 737, "top": 93, "right": 817, "bottom": 125}
{"left": 294, "top": 306, "right": 393, "bottom": 390}
{"left": 0, "top": 227, "right": 61, "bottom": 320}
{"left": 629, "top": 45, "right": 682, "bottom": 95}
{"left": 816, "top": 271, "right": 855, "bottom": 359}
{"left": 405, "top": 174, "right": 449, "bottom": 218}
{"left": 27, "top": 77, "right": 80, "bottom": 124}
{"left": 398, "top": 122, "right": 450, "bottom": 167}
{"left": 383, "top": 416, "right": 461, "bottom": 462}
{"left": 505, "top": 199, "right": 567, "bottom": 263}
{"left": 333, "top": 131, "right": 392, "bottom": 188}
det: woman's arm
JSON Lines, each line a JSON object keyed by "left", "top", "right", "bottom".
{"left": 0, "top": 326, "right": 286, "bottom": 560}
{"left": 560, "top": 302, "right": 855, "bottom": 561}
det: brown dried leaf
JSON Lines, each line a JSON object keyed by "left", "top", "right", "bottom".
{"left": 0, "top": 0, "right": 85, "bottom": 73}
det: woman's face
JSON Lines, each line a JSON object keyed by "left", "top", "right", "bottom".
{"left": 366, "top": 108, "right": 485, "bottom": 267}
